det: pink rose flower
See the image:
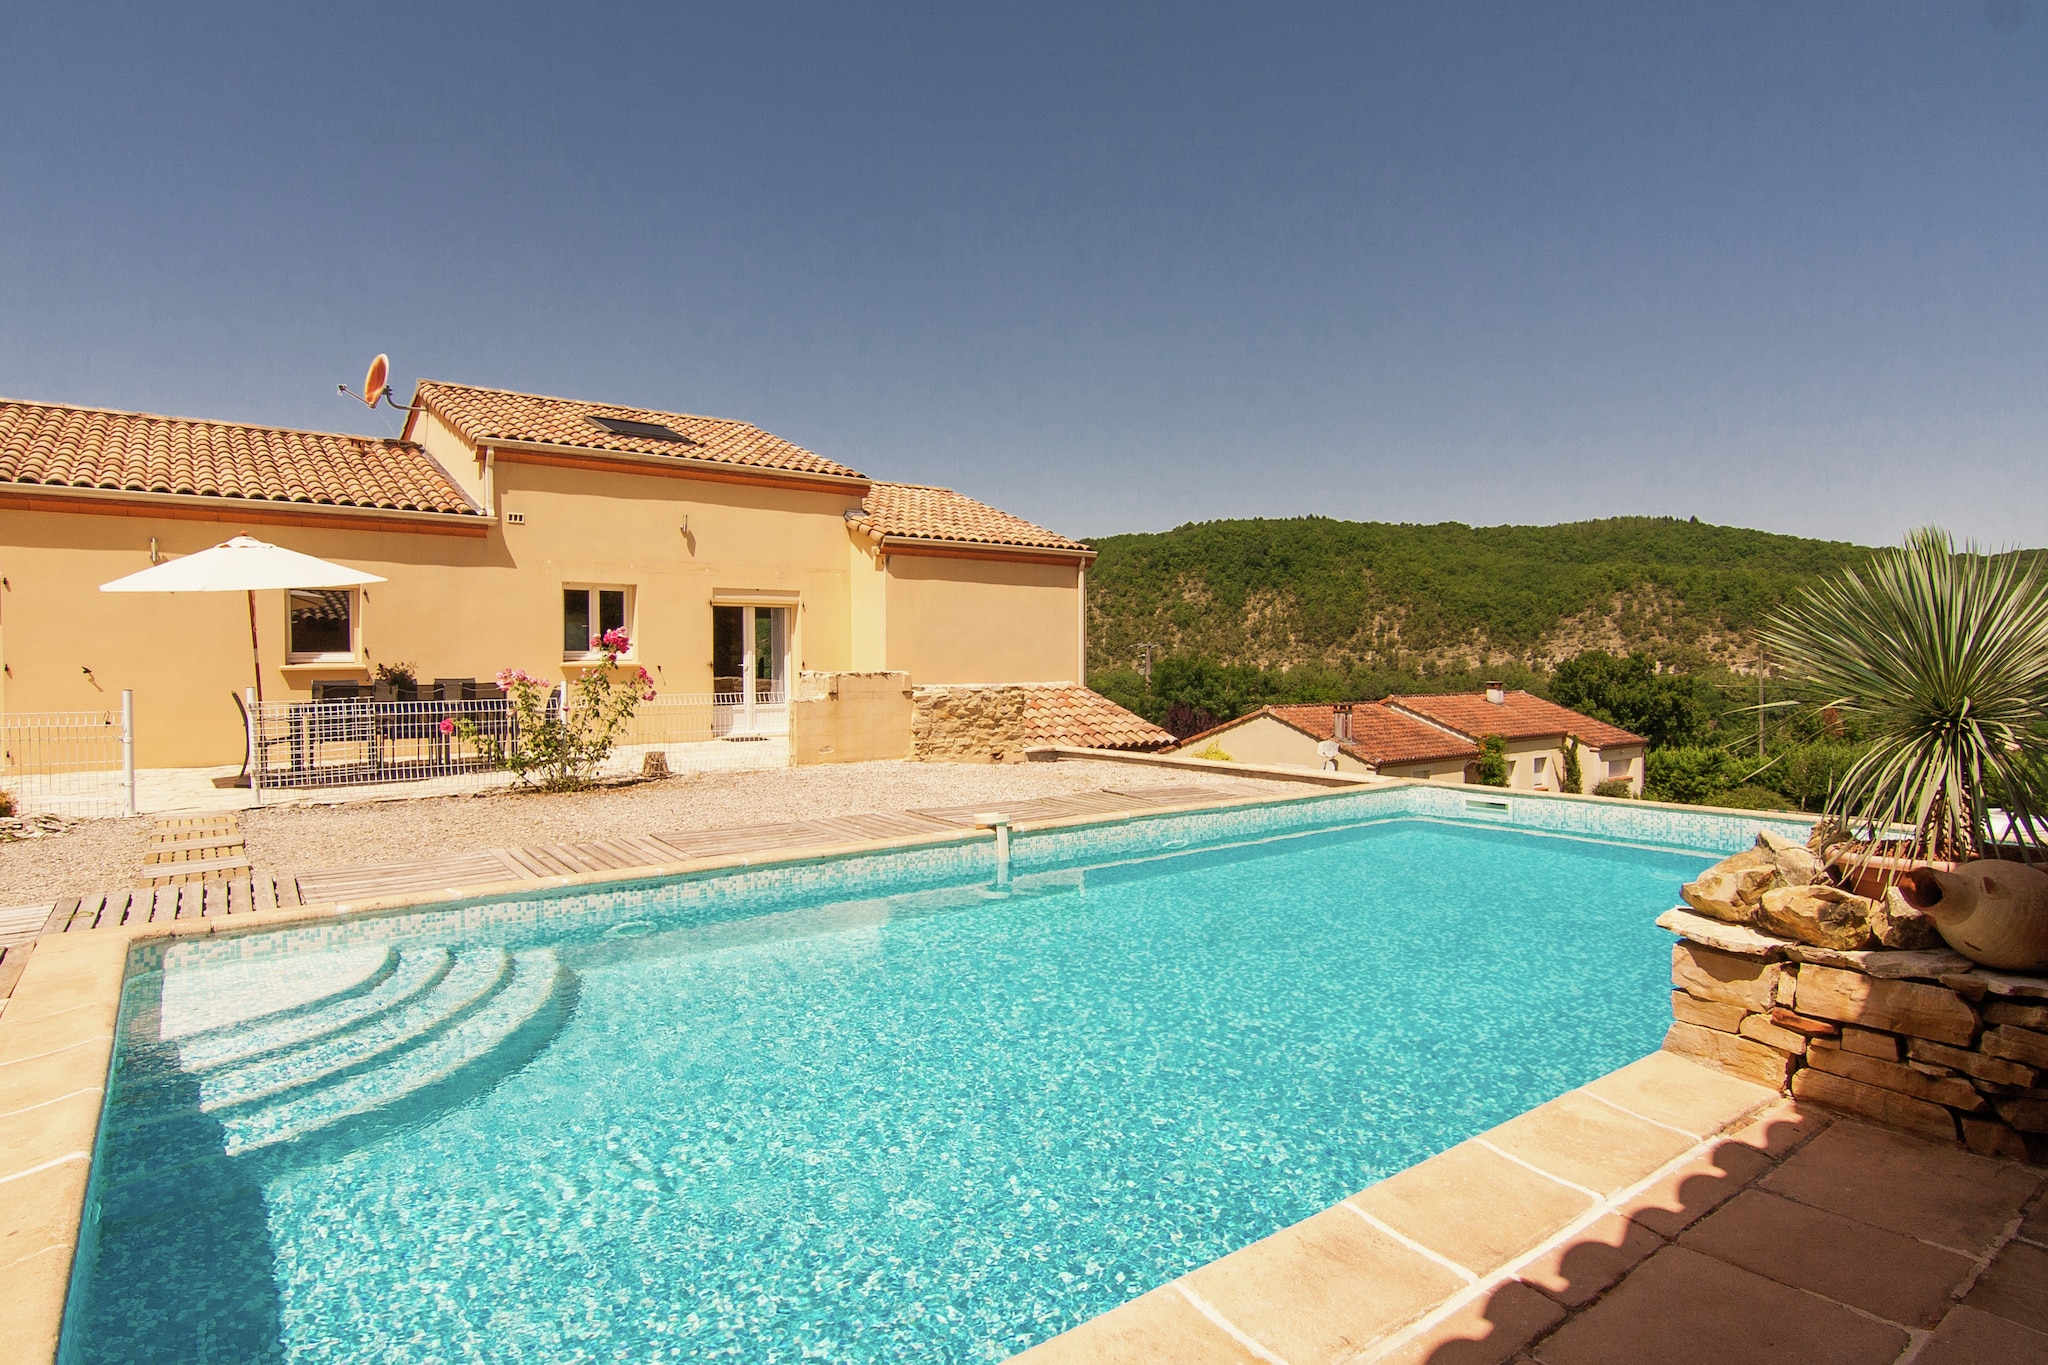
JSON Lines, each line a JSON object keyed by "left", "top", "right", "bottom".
{"left": 439, "top": 717, "right": 456, "bottom": 735}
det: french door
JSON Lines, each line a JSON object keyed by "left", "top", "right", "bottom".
{"left": 711, "top": 605, "right": 789, "bottom": 734}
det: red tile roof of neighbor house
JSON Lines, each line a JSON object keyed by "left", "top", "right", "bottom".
{"left": 0, "top": 398, "right": 481, "bottom": 516}
{"left": 1019, "top": 686, "right": 1176, "bottom": 751}
{"left": 853, "top": 483, "right": 1089, "bottom": 554}
{"left": 1184, "top": 703, "right": 1479, "bottom": 768}
{"left": 412, "top": 380, "right": 867, "bottom": 482}
{"left": 1387, "top": 690, "right": 1644, "bottom": 748}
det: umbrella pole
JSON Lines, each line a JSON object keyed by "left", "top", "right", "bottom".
{"left": 246, "top": 589, "right": 264, "bottom": 706}
{"left": 247, "top": 589, "right": 264, "bottom": 806}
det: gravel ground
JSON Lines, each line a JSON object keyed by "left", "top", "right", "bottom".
{"left": 0, "top": 760, "right": 1306, "bottom": 903}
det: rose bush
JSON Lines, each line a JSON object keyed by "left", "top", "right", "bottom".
{"left": 456, "top": 629, "right": 654, "bottom": 790}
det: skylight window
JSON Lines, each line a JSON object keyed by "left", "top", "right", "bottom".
{"left": 585, "top": 414, "right": 696, "bottom": 445}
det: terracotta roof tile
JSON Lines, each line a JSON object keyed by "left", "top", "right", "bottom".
{"left": 1386, "top": 690, "right": 1644, "bottom": 747}
{"left": 414, "top": 380, "right": 864, "bottom": 482}
{"left": 854, "top": 482, "right": 1088, "bottom": 553}
{"left": 0, "top": 398, "right": 479, "bottom": 516}
{"left": 1018, "top": 685, "right": 1175, "bottom": 751}
{"left": 1184, "top": 703, "right": 1480, "bottom": 768}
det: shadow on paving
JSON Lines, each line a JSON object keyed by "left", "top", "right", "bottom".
{"left": 1414, "top": 1107, "right": 2048, "bottom": 1365}
{"left": 61, "top": 972, "right": 289, "bottom": 1365}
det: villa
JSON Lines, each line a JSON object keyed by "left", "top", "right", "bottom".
{"left": 1173, "top": 685, "right": 1646, "bottom": 791}
{"left": 0, "top": 382, "right": 1117, "bottom": 768}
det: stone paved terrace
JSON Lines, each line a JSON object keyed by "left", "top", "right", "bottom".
{"left": 1017, "top": 1052, "right": 2048, "bottom": 1365}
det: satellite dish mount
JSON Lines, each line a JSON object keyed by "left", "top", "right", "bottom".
{"left": 337, "top": 354, "right": 418, "bottom": 412}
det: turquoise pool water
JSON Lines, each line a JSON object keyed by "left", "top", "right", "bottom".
{"left": 64, "top": 804, "right": 1728, "bottom": 1363}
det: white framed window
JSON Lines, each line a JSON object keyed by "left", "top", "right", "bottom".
{"left": 564, "top": 585, "right": 634, "bottom": 658}
{"left": 1533, "top": 755, "right": 1547, "bottom": 774}
{"left": 287, "top": 588, "right": 357, "bottom": 663}
{"left": 1607, "top": 758, "right": 1631, "bottom": 779}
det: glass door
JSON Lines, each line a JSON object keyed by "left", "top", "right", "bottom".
{"left": 710, "top": 604, "right": 790, "bottom": 735}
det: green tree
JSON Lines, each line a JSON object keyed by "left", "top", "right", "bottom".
{"left": 1475, "top": 735, "right": 1510, "bottom": 787}
{"left": 1549, "top": 650, "right": 1710, "bottom": 749}
{"left": 1560, "top": 736, "right": 1583, "bottom": 794}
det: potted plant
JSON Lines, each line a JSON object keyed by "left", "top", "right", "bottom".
{"left": 1760, "top": 527, "right": 2048, "bottom": 903}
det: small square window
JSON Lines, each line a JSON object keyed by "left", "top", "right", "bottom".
{"left": 1608, "top": 758, "right": 1631, "bottom": 779}
{"left": 1533, "top": 755, "right": 1547, "bottom": 773}
{"left": 564, "top": 585, "right": 632, "bottom": 656}
{"left": 288, "top": 588, "right": 354, "bottom": 661}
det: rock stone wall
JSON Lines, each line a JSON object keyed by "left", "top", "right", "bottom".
{"left": 1661, "top": 907, "right": 2048, "bottom": 1163}
{"left": 910, "top": 684, "right": 1030, "bottom": 763}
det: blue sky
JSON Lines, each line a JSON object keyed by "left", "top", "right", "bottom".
{"left": 3, "top": 3, "right": 2044, "bottom": 546}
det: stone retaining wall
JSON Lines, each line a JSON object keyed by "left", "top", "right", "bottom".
{"left": 1660, "top": 907, "right": 2048, "bottom": 1163}
{"left": 910, "top": 684, "right": 1031, "bottom": 763}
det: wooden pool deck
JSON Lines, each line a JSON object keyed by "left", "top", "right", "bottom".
{"left": 3, "top": 781, "right": 1246, "bottom": 946}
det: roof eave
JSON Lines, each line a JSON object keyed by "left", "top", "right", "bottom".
{"left": 876, "top": 532, "right": 1095, "bottom": 564}
{"left": 0, "top": 479, "right": 489, "bottom": 526}
{"left": 486, "top": 437, "right": 872, "bottom": 490}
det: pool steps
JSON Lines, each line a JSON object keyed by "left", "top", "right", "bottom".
{"left": 196, "top": 948, "right": 513, "bottom": 1112}
{"left": 221, "top": 950, "right": 565, "bottom": 1153}
{"left": 96, "top": 945, "right": 572, "bottom": 1220}
{"left": 155, "top": 944, "right": 398, "bottom": 1042}
{"left": 173, "top": 945, "right": 453, "bottom": 1071}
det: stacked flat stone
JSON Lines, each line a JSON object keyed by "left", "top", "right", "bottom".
{"left": 910, "top": 685, "right": 1032, "bottom": 762}
{"left": 1661, "top": 906, "right": 2048, "bottom": 1163}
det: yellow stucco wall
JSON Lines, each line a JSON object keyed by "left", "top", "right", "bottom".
{"left": 1489, "top": 738, "right": 1645, "bottom": 795}
{"left": 1, "top": 463, "right": 1085, "bottom": 766}
{"left": 1173, "top": 715, "right": 1375, "bottom": 774}
{"left": 880, "top": 553, "right": 1083, "bottom": 685}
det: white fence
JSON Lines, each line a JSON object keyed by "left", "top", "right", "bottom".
{"left": 1, "top": 698, "right": 135, "bottom": 818}
{"left": 248, "top": 690, "right": 787, "bottom": 799}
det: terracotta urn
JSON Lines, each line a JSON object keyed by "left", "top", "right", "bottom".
{"left": 1828, "top": 847, "right": 1956, "bottom": 899}
{"left": 1895, "top": 860, "right": 2048, "bottom": 972}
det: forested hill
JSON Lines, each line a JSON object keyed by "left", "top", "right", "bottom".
{"left": 1084, "top": 516, "right": 1872, "bottom": 677}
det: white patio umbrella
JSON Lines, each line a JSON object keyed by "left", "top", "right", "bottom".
{"left": 99, "top": 535, "right": 386, "bottom": 705}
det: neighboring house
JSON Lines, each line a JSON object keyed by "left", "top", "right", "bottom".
{"left": 1169, "top": 685, "right": 1646, "bottom": 792}
{"left": 0, "top": 382, "right": 1106, "bottom": 767}
{"left": 1385, "top": 685, "right": 1646, "bottom": 794}
{"left": 1174, "top": 703, "right": 1479, "bottom": 780}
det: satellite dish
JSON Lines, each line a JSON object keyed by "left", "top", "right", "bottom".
{"left": 1317, "top": 739, "right": 1341, "bottom": 759}
{"left": 362, "top": 354, "right": 390, "bottom": 408}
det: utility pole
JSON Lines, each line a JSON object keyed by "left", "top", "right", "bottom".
{"left": 1137, "top": 643, "right": 1158, "bottom": 685}
{"left": 1758, "top": 664, "right": 1767, "bottom": 760}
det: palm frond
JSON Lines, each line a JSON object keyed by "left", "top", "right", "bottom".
{"left": 1759, "top": 527, "right": 2048, "bottom": 860}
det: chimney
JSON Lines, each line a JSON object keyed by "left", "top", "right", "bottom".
{"left": 1332, "top": 702, "right": 1353, "bottom": 742}
{"left": 1484, "top": 681, "right": 1505, "bottom": 705}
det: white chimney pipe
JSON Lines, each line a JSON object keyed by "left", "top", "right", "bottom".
{"left": 1485, "top": 681, "right": 1505, "bottom": 704}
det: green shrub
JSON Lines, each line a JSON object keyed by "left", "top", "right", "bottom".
{"left": 1560, "top": 737, "right": 1583, "bottom": 794}
{"left": 1591, "top": 778, "right": 1634, "bottom": 798}
{"left": 1644, "top": 746, "right": 1747, "bottom": 804}
{"left": 1189, "top": 743, "right": 1233, "bottom": 762}
{"left": 0, "top": 789, "right": 15, "bottom": 818}
{"left": 1703, "top": 784, "right": 1798, "bottom": 811}
{"left": 1475, "top": 735, "right": 1510, "bottom": 787}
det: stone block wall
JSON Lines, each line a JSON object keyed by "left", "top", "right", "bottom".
{"left": 789, "top": 672, "right": 913, "bottom": 765}
{"left": 910, "top": 684, "right": 1031, "bottom": 763}
{"left": 1661, "top": 909, "right": 2048, "bottom": 1163}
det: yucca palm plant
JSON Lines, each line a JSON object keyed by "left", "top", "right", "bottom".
{"left": 1759, "top": 527, "right": 2048, "bottom": 861}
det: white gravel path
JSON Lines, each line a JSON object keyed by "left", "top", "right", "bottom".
{"left": 0, "top": 760, "right": 1305, "bottom": 903}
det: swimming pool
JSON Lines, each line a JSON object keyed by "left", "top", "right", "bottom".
{"left": 61, "top": 790, "right": 1800, "bottom": 1363}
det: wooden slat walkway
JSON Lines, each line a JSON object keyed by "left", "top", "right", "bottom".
{"left": 140, "top": 813, "right": 250, "bottom": 887}
{"left": 42, "top": 783, "right": 1244, "bottom": 936}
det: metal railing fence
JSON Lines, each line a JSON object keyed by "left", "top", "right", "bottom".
{"left": 1, "top": 696, "right": 135, "bottom": 818}
{"left": 248, "top": 690, "right": 787, "bottom": 798}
